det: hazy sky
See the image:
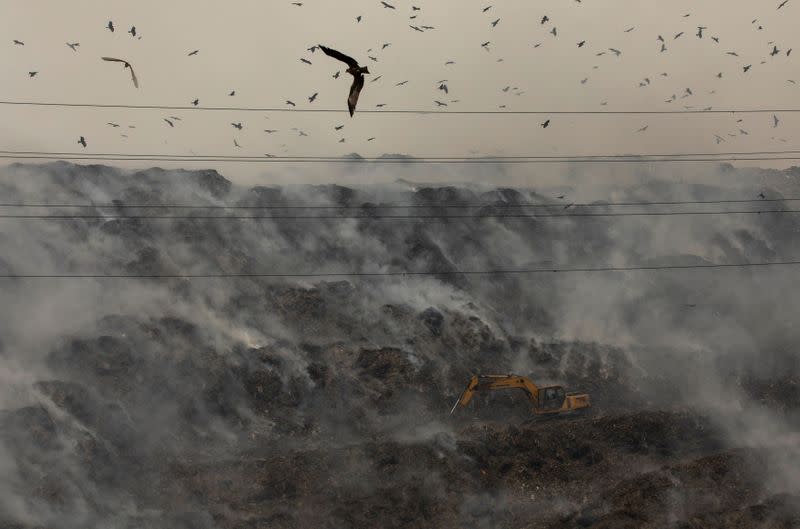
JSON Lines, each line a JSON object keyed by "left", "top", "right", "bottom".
{"left": 1, "top": 0, "right": 798, "bottom": 184}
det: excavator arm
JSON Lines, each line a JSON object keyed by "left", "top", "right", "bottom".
{"left": 450, "top": 375, "right": 540, "bottom": 414}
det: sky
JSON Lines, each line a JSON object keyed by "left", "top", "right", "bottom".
{"left": 1, "top": 0, "right": 799, "bottom": 184}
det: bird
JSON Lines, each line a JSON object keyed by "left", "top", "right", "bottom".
{"left": 66, "top": 42, "right": 79, "bottom": 51}
{"left": 286, "top": 100, "right": 296, "bottom": 106}
{"left": 609, "top": 48, "right": 622, "bottom": 56}
{"left": 788, "top": 49, "right": 793, "bottom": 56}
{"left": 300, "top": 58, "right": 312, "bottom": 65}
{"left": 396, "top": 80, "right": 408, "bottom": 85}
{"left": 307, "top": 45, "right": 318, "bottom": 53}
{"left": 726, "top": 51, "right": 739, "bottom": 56}
{"left": 481, "top": 41, "right": 490, "bottom": 50}
{"left": 624, "top": 26, "right": 635, "bottom": 32}
{"left": 382, "top": 43, "right": 391, "bottom": 49}
{"left": 581, "top": 77, "right": 589, "bottom": 84}
{"left": 711, "top": 36, "right": 720, "bottom": 43}
{"left": 743, "top": 64, "right": 752, "bottom": 72}
{"left": 188, "top": 50, "right": 199, "bottom": 56}
{"left": 319, "top": 44, "right": 370, "bottom": 117}
{"left": 101, "top": 57, "right": 138, "bottom": 87}
{"left": 434, "top": 100, "right": 448, "bottom": 106}
{"left": 636, "top": 125, "right": 648, "bottom": 132}
{"left": 445, "top": 60, "right": 455, "bottom": 65}
{"left": 381, "top": 1, "right": 395, "bottom": 8}
{"left": 264, "top": 129, "right": 278, "bottom": 133}
{"left": 491, "top": 18, "right": 500, "bottom": 27}
{"left": 778, "top": 0, "right": 789, "bottom": 7}
{"left": 759, "top": 192, "right": 766, "bottom": 199}
{"left": 714, "top": 134, "right": 725, "bottom": 143}
{"left": 28, "top": 71, "right": 38, "bottom": 77}
{"left": 234, "top": 139, "right": 241, "bottom": 148}
{"left": 550, "top": 27, "right": 557, "bottom": 36}
{"left": 128, "top": 26, "right": 136, "bottom": 37}
{"left": 410, "top": 24, "right": 423, "bottom": 32}
{"left": 439, "top": 83, "right": 448, "bottom": 93}
{"left": 774, "top": 114, "right": 780, "bottom": 127}
{"left": 229, "top": 90, "right": 235, "bottom": 96}
{"left": 356, "top": 15, "right": 362, "bottom": 22}
{"left": 333, "top": 71, "right": 340, "bottom": 79}
{"left": 338, "top": 138, "right": 345, "bottom": 143}
{"left": 164, "top": 118, "right": 174, "bottom": 127}
{"left": 660, "top": 43, "right": 667, "bottom": 52}
{"left": 412, "top": 5, "right": 420, "bottom": 10}
{"left": 674, "top": 32, "right": 684, "bottom": 39}
{"left": 13, "top": 39, "right": 24, "bottom": 45}
{"left": 231, "top": 122, "right": 243, "bottom": 130}
{"left": 696, "top": 26, "right": 706, "bottom": 38}
{"left": 541, "top": 119, "right": 550, "bottom": 128}
{"left": 367, "top": 137, "right": 376, "bottom": 141}
{"left": 107, "top": 21, "right": 114, "bottom": 32}
{"left": 107, "top": 122, "right": 120, "bottom": 127}
{"left": 657, "top": 35, "right": 664, "bottom": 42}
{"left": 78, "top": 136, "right": 87, "bottom": 148}
{"left": 771, "top": 45, "right": 780, "bottom": 56}
{"left": 368, "top": 55, "right": 378, "bottom": 62}
{"left": 483, "top": 5, "right": 492, "bottom": 12}
{"left": 335, "top": 124, "right": 344, "bottom": 130}
{"left": 376, "top": 103, "right": 387, "bottom": 107}
{"left": 308, "top": 92, "right": 318, "bottom": 102}
{"left": 577, "top": 40, "right": 586, "bottom": 47}
{"left": 191, "top": 99, "right": 199, "bottom": 106}
{"left": 717, "top": 72, "right": 723, "bottom": 78}
{"left": 541, "top": 15, "right": 549, "bottom": 24}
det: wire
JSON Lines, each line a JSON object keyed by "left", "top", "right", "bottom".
{"left": 1, "top": 100, "right": 799, "bottom": 115}
{"left": 1, "top": 198, "right": 796, "bottom": 210}
{"left": 1, "top": 209, "right": 798, "bottom": 220}
{"left": 3, "top": 260, "right": 800, "bottom": 279}
{"left": 2, "top": 152, "right": 800, "bottom": 164}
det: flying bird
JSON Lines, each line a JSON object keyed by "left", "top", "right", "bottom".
{"left": 771, "top": 45, "right": 780, "bottom": 56}
{"left": 541, "top": 119, "right": 550, "bottom": 128}
{"left": 624, "top": 26, "right": 635, "bottom": 32}
{"left": 577, "top": 40, "right": 586, "bottom": 47}
{"left": 128, "top": 26, "right": 137, "bottom": 37}
{"left": 229, "top": 90, "right": 235, "bottom": 96}
{"left": 28, "top": 71, "right": 38, "bottom": 77}
{"left": 335, "top": 125, "right": 344, "bottom": 130}
{"left": 491, "top": 18, "right": 500, "bottom": 27}
{"left": 356, "top": 15, "right": 362, "bottom": 22}
{"left": 308, "top": 92, "right": 318, "bottom": 102}
{"left": 264, "top": 129, "right": 278, "bottom": 133}
{"left": 609, "top": 48, "right": 622, "bottom": 56}
{"left": 412, "top": 5, "right": 420, "bottom": 10}
{"left": 636, "top": 125, "right": 648, "bottom": 132}
{"left": 382, "top": 43, "right": 391, "bottom": 49}
{"left": 743, "top": 64, "right": 752, "bottom": 72}
{"left": 191, "top": 99, "right": 199, "bottom": 106}
{"left": 396, "top": 80, "right": 408, "bottom": 85}
{"left": 78, "top": 136, "right": 87, "bottom": 148}
{"left": 481, "top": 41, "right": 490, "bottom": 49}
{"left": 231, "top": 122, "right": 243, "bottom": 130}
{"left": 66, "top": 42, "right": 79, "bottom": 51}
{"left": 550, "top": 27, "right": 557, "bottom": 36}
{"left": 13, "top": 39, "right": 24, "bottom": 45}
{"left": 434, "top": 100, "right": 448, "bottom": 106}
{"left": 541, "top": 15, "right": 549, "bottom": 24}
{"left": 188, "top": 49, "right": 199, "bottom": 56}
{"left": 286, "top": 100, "right": 296, "bottom": 106}
{"left": 319, "top": 44, "right": 370, "bottom": 116}
{"left": 774, "top": 114, "right": 780, "bottom": 127}
{"left": 307, "top": 45, "right": 318, "bottom": 53}
{"left": 164, "top": 118, "right": 174, "bottom": 127}
{"left": 778, "top": 0, "right": 789, "bottom": 7}
{"left": 107, "top": 122, "right": 119, "bottom": 127}
{"left": 483, "top": 5, "right": 492, "bottom": 12}
{"left": 107, "top": 21, "right": 114, "bottom": 32}
{"left": 300, "top": 58, "right": 312, "bottom": 65}
{"left": 696, "top": 26, "right": 706, "bottom": 38}
{"left": 367, "top": 137, "right": 375, "bottom": 141}
{"left": 674, "top": 32, "right": 684, "bottom": 39}
{"left": 234, "top": 139, "right": 241, "bottom": 148}
{"left": 381, "top": 1, "right": 396, "bottom": 8}
{"left": 410, "top": 25, "right": 423, "bottom": 32}
{"left": 101, "top": 57, "right": 138, "bottom": 87}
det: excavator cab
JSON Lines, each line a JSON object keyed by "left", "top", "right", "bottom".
{"left": 538, "top": 386, "right": 566, "bottom": 410}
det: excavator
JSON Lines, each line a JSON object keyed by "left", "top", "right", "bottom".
{"left": 450, "top": 374, "right": 591, "bottom": 418}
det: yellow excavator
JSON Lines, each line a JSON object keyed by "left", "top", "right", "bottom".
{"left": 450, "top": 374, "right": 591, "bottom": 417}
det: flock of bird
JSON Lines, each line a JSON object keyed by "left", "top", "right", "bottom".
{"left": 8, "top": 0, "right": 796, "bottom": 153}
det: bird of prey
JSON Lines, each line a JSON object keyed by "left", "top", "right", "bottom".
{"left": 13, "top": 39, "right": 24, "bottom": 45}
{"left": 319, "top": 44, "right": 370, "bottom": 117}
{"left": 778, "top": 0, "right": 789, "bottom": 8}
{"left": 101, "top": 57, "right": 138, "bottom": 87}
{"left": 743, "top": 64, "right": 752, "bottom": 72}
{"left": 78, "top": 136, "right": 87, "bottom": 147}
{"left": 491, "top": 18, "right": 500, "bottom": 27}
{"left": 286, "top": 100, "right": 296, "bottom": 106}
{"left": 28, "top": 71, "right": 38, "bottom": 77}
{"left": 774, "top": 114, "right": 780, "bottom": 127}
{"left": 66, "top": 42, "right": 79, "bottom": 51}
{"left": 300, "top": 58, "right": 312, "bottom": 65}
{"left": 577, "top": 40, "right": 586, "bottom": 47}
{"left": 308, "top": 92, "right": 318, "bottom": 102}
{"left": 696, "top": 26, "right": 706, "bottom": 38}
{"left": 191, "top": 99, "right": 199, "bottom": 106}
{"left": 381, "top": 1, "right": 396, "bottom": 8}
{"left": 541, "top": 15, "right": 549, "bottom": 24}
{"left": 231, "top": 122, "right": 243, "bottom": 130}
{"left": 188, "top": 49, "right": 199, "bottom": 56}
{"left": 164, "top": 118, "right": 174, "bottom": 127}
{"left": 541, "top": 119, "right": 550, "bottom": 128}
{"left": 107, "top": 21, "right": 114, "bottom": 32}
{"left": 129, "top": 26, "right": 137, "bottom": 37}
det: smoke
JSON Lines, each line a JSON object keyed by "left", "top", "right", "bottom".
{"left": 0, "top": 160, "right": 799, "bottom": 527}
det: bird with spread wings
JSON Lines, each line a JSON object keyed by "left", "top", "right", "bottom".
{"left": 318, "top": 44, "right": 370, "bottom": 116}
{"left": 101, "top": 57, "right": 139, "bottom": 88}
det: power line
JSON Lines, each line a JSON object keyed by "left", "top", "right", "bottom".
{"left": 1, "top": 209, "right": 798, "bottom": 220}
{"left": 2, "top": 151, "right": 800, "bottom": 164}
{"left": 3, "top": 260, "right": 800, "bottom": 279}
{"left": 1, "top": 198, "right": 796, "bottom": 210}
{"left": 1, "top": 100, "right": 799, "bottom": 115}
